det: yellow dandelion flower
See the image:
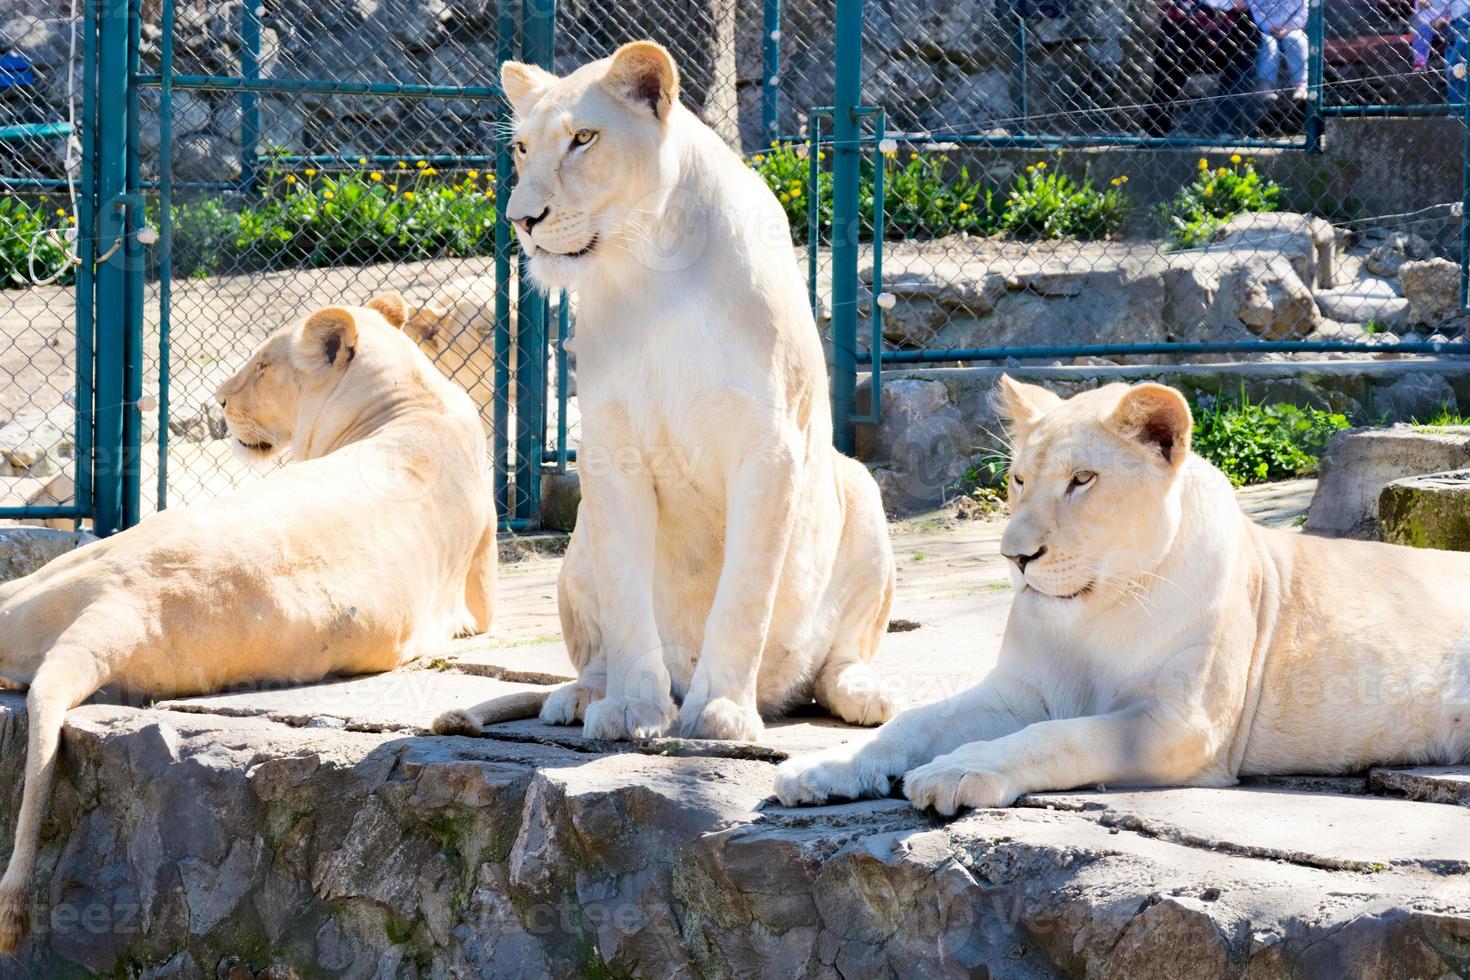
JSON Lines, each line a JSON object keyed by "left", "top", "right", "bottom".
{"left": 323, "top": 190, "right": 335, "bottom": 200}
{"left": 771, "top": 140, "right": 780, "bottom": 148}
{"left": 1198, "top": 157, "right": 1209, "bottom": 170}
{"left": 468, "top": 169, "right": 479, "bottom": 179}
{"left": 1120, "top": 175, "right": 1129, "bottom": 183}
{"left": 55, "top": 208, "right": 65, "bottom": 216}
{"left": 779, "top": 192, "right": 791, "bottom": 203}
{"left": 389, "top": 184, "right": 399, "bottom": 192}
{"left": 397, "top": 160, "right": 407, "bottom": 169}
{"left": 358, "top": 156, "right": 368, "bottom": 165}
{"left": 424, "top": 167, "right": 438, "bottom": 176}
{"left": 909, "top": 152, "right": 919, "bottom": 160}
{"left": 416, "top": 160, "right": 428, "bottom": 169}
{"left": 1036, "top": 161, "right": 1047, "bottom": 170}
{"left": 752, "top": 154, "right": 765, "bottom": 164}
{"left": 883, "top": 150, "right": 897, "bottom": 158}
{"left": 304, "top": 168, "right": 317, "bottom": 176}
{"left": 1202, "top": 186, "right": 1214, "bottom": 197}
{"left": 370, "top": 171, "right": 382, "bottom": 181}
{"left": 1026, "top": 164, "right": 1036, "bottom": 173}
{"left": 791, "top": 186, "right": 802, "bottom": 197}
{"left": 1217, "top": 167, "right": 1228, "bottom": 176}
{"left": 1110, "top": 177, "right": 1121, "bottom": 186}
{"left": 285, "top": 174, "right": 297, "bottom": 184}
{"left": 1230, "top": 153, "right": 1242, "bottom": 164}
{"left": 958, "top": 201, "right": 970, "bottom": 212}
{"left": 67, "top": 215, "right": 75, "bottom": 225}
{"left": 403, "top": 190, "right": 416, "bottom": 200}
{"left": 817, "top": 151, "right": 825, "bottom": 160}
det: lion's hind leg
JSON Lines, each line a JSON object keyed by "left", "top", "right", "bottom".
{"left": 815, "top": 460, "right": 903, "bottom": 727}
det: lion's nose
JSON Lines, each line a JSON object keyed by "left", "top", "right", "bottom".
{"left": 512, "top": 206, "right": 550, "bottom": 235}
{"left": 1004, "top": 546, "right": 1047, "bottom": 572}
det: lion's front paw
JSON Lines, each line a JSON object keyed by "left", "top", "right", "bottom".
{"left": 431, "top": 709, "right": 482, "bottom": 737}
{"left": 582, "top": 695, "right": 674, "bottom": 741}
{"left": 772, "top": 740, "right": 903, "bottom": 806}
{"left": 678, "top": 696, "right": 763, "bottom": 741}
{"left": 821, "top": 662, "right": 906, "bottom": 727}
{"left": 902, "top": 756, "right": 1020, "bottom": 816}
{"left": 540, "top": 682, "right": 600, "bottom": 726}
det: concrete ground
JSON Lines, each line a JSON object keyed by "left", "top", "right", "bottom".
{"left": 4, "top": 478, "right": 1470, "bottom": 978}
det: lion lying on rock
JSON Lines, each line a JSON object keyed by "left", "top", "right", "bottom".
{"left": 434, "top": 41, "right": 900, "bottom": 742}
{"left": 0, "top": 293, "right": 497, "bottom": 951}
{"left": 776, "top": 378, "right": 1470, "bottom": 812}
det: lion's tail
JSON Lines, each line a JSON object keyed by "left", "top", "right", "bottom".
{"left": 431, "top": 689, "right": 549, "bottom": 736}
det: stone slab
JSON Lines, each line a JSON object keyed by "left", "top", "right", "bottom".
{"left": 0, "top": 527, "right": 96, "bottom": 583}
{"left": 1379, "top": 468, "right": 1470, "bottom": 551}
{"left": 156, "top": 670, "right": 553, "bottom": 735}
{"left": 1307, "top": 426, "right": 1470, "bottom": 539}
{"left": 1026, "top": 786, "right": 1470, "bottom": 872}
{"left": 1370, "top": 766, "right": 1470, "bottom": 806}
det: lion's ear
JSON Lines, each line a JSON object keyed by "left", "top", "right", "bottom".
{"left": 500, "top": 60, "right": 556, "bottom": 116}
{"left": 995, "top": 375, "right": 1061, "bottom": 441}
{"left": 603, "top": 41, "right": 679, "bottom": 119}
{"left": 1106, "top": 383, "right": 1193, "bottom": 469}
{"left": 365, "top": 291, "right": 406, "bottom": 329}
{"left": 404, "top": 304, "right": 449, "bottom": 347}
{"left": 299, "top": 307, "right": 358, "bottom": 372}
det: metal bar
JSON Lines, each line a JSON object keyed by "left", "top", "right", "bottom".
{"left": 238, "top": 0, "right": 261, "bottom": 195}
{"left": 0, "top": 177, "right": 79, "bottom": 188}
{"left": 543, "top": 449, "right": 578, "bottom": 464}
{"left": 157, "top": 0, "right": 175, "bottom": 510}
{"left": 829, "top": 0, "right": 862, "bottom": 454}
{"left": 1462, "top": 21, "right": 1470, "bottom": 310}
{"left": 774, "top": 132, "right": 1308, "bottom": 151}
{"left": 0, "top": 506, "right": 93, "bottom": 520}
{"left": 861, "top": 343, "right": 1470, "bottom": 365}
{"left": 243, "top": 152, "right": 505, "bottom": 166}
{"left": 0, "top": 122, "right": 74, "bottom": 141}
{"left": 497, "top": 518, "right": 539, "bottom": 532}
{"left": 1321, "top": 103, "right": 1466, "bottom": 118}
{"left": 93, "top": 0, "right": 129, "bottom": 536}
{"left": 75, "top": 0, "right": 97, "bottom": 518}
{"left": 554, "top": 292, "right": 569, "bottom": 473}
{"left": 516, "top": 0, "right": 555, "bottom": 526}
{"left": 806, "top": 109, "right": 822, "bottom": 320}
{"left": 491, "top": 0, "right": 516, "bottom": 521}
{"left": 850, "top": 107, "right": 883, "bottom": 427}
{"left": 1304, "top": 0, "right": 1324, "bottom": 154}
{"left": 1016, "top": 9, "right": 1028, "bottom": 135}
{"left": 762, "top": 0, "right": 782, "bottom": 145}
{"left": 122, "top": 0, "right": 143, "bottom": 527}
{"left": 134, "top": 73, "right": 502, "bottom": 99}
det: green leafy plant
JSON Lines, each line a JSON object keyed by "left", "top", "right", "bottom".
{"left": 0, "top": 195, "right": 74, "bottom": 287}
{"left": 1162, "top": 154, "right": 1282, "bottom": 249}
{"left": 1191, "top": 396, "right": 1350, "bottom": 486}
{"left": 1412, "top": 405, "right": 1470, "bottom": 427}
{"left": 1000, "top": 160, "right": 1130, "bottom": 240}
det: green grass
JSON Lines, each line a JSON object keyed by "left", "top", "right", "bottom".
{"left": 1412, "top": 406, "right": 1470, "bottom": 427}
{"left": 1191, "top": 396, "right": 1350, "bottom": 487}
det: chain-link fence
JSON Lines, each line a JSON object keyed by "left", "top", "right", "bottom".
{"left": 1, "top": 0, "right": 1468, "bottom": 532}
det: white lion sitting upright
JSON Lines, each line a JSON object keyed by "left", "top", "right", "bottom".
{"left": 435, "top": 41, "right": 900, "bottom": 742}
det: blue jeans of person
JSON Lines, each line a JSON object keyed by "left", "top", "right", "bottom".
{"left": 1256, "top": 28, "right": 1308, "bottom": 92}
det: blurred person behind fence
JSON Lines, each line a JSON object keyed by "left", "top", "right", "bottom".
{"left": 1249, "top": 0, "right": 1308, "bottom": 100}
{"left": 1142, "top": 0, "right": 1261, "bottom": 137}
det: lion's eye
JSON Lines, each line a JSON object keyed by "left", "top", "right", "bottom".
{"left": 513, "top": 140, "right": 528, "bottom": 156}
{"left": 1012, "top": 474, "right": 1024, "bottom": 488}
{"left": 1069, "top": 470, "right": 1096, "bottom": 490}
{"left": 572, "top": 129, "right": 598, "bottom": 147}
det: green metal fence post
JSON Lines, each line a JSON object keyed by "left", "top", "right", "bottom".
{"left": 122, "top": 0, "right": 144, "bottom": 527}
{"left": 75, "top": 0, "right": 98, "bottom": 520}
{"left": 239, "top": 0, "right": 261, "bottom": 193}
{"left": 1305, "top": 0, "right": 1324, "bottom": 154}
{"left": 762, "top": 0, "right": 782, "bottom": 145}
{"left": 516, "top": 0, "right": 555, "bottom": 525}
{"left": 829, "top": 0, "right": 862, "bottom": 454}
{"left": 93, "top": 0, "right": 131, "bottom": 535}
{"left": 157, "top": 0, "right": 176, "bottom": 510}
{"left": 492, "top": 0, "right": 517, "bottom": 521}
{"left": 1461, "top": 21, "right": 1469, "bottom": 311}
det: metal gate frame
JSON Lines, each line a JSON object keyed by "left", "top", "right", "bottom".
{"left": 817, "top": 0, "right": 1470, "bottom": 448}
{"left": 21, "top": 0, "right": 564, "bottom": 536}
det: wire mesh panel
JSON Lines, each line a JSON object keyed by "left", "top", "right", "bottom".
{"left": 0, "top": 4, "right": 89, "bottom": 526}
{"left": 129, "top": 0, "right": 550, "bottom": 529}
{"left": 761, "top": 0, "right": 1470, "bottom": 452}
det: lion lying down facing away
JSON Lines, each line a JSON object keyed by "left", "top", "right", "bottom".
{"left": 776, "top": 378, "right": 1470, "bottom": 813}
{"left": 0, "top": 292, "right": 497, "bottom": 951}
